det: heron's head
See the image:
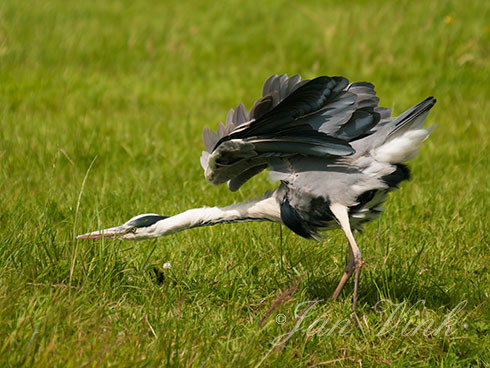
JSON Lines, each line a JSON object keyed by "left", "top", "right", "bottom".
{"left": 77, "top": 214, "right": 168, "bottom": 240}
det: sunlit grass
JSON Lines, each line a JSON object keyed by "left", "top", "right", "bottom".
{"left": 0, "top": 0, "right": 488, "bottom": 366}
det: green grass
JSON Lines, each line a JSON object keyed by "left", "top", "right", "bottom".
{"left": 0, "top": 0, "right": 489, "bottom": 366}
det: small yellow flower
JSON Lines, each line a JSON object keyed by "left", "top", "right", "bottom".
{"left": 443, "top": 14, "right": 454, "bottom": 24}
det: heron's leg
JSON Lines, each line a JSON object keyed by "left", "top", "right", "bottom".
{"left": 329, "top": 204, "right": 363, "bottom": 314}
{"left": 331, "top": 242, "right": 354, "bottom": 300}
{"left": 351, "top": 247, "right": 363, "bottom": 314}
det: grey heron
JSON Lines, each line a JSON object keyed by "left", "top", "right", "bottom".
{"left": 78, "top": 74, "right": 436, "bottom": 314}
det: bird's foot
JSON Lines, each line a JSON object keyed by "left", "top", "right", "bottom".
{"left": 350, "top": 312, "right": 360, "bottom": 327}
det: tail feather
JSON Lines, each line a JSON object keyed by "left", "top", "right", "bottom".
{"left": 388, "top": 97, "right": 436, "bottom": 140}
{"left": 372, "top": 97, "right": 436, "bottom": 163}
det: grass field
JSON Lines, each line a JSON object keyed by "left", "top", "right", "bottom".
{"left": 0, "top": 0, "right": 489, "bottom": 366}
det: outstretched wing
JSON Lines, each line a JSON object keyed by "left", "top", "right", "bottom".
{"left": 200, "top": 74, "right": 388, "bottom": 191}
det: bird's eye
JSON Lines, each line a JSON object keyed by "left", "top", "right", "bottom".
{"left": 131, "top": 227, "right": 137, "bottom": 233}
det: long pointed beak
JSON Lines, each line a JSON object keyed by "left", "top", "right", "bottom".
{"left": 77, "top": 226, "right": 124, "bottom": 240}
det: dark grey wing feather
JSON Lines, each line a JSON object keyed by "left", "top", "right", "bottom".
{"left": 203, "top": 127, "right": 219, "bottom": 153}
{"left": 299, "top": 92, "right": 357, "bottom": 133}
{"left": 249, "top": 94, "right": 276, "bottom": 120}
{"left": 347, "top": 82, "right": 380, "bottom": 109}
{"left": 225, "top": 109, "right": 234, "bottom": 125}
{"left": 233, "top": 103, "right": 250, "bottom": 126}
{"left": 245, "top": 135, "right": 353, "bottom": 157}
{"left": 375, "top": 106, "right": 392, "bottom": 124}
{"left": 335, "top": 110, "right": 377, "bottom": 141}
{"left": 228, "top": 164, "right": 269, "bottom": 192}
{"left": 287, "top": 74, "right": 302, "bottom": 94}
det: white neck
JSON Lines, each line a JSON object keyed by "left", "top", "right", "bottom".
{"left": 149, "top": 196, "right": 281, "bottom": 238}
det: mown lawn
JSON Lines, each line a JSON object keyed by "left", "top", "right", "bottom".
{"left": 0, "top": 0, "right": 488, "bottom": 366}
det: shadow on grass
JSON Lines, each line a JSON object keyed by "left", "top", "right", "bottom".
{"left": 303, "top": 271, "right": 456, "bottom": 311}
